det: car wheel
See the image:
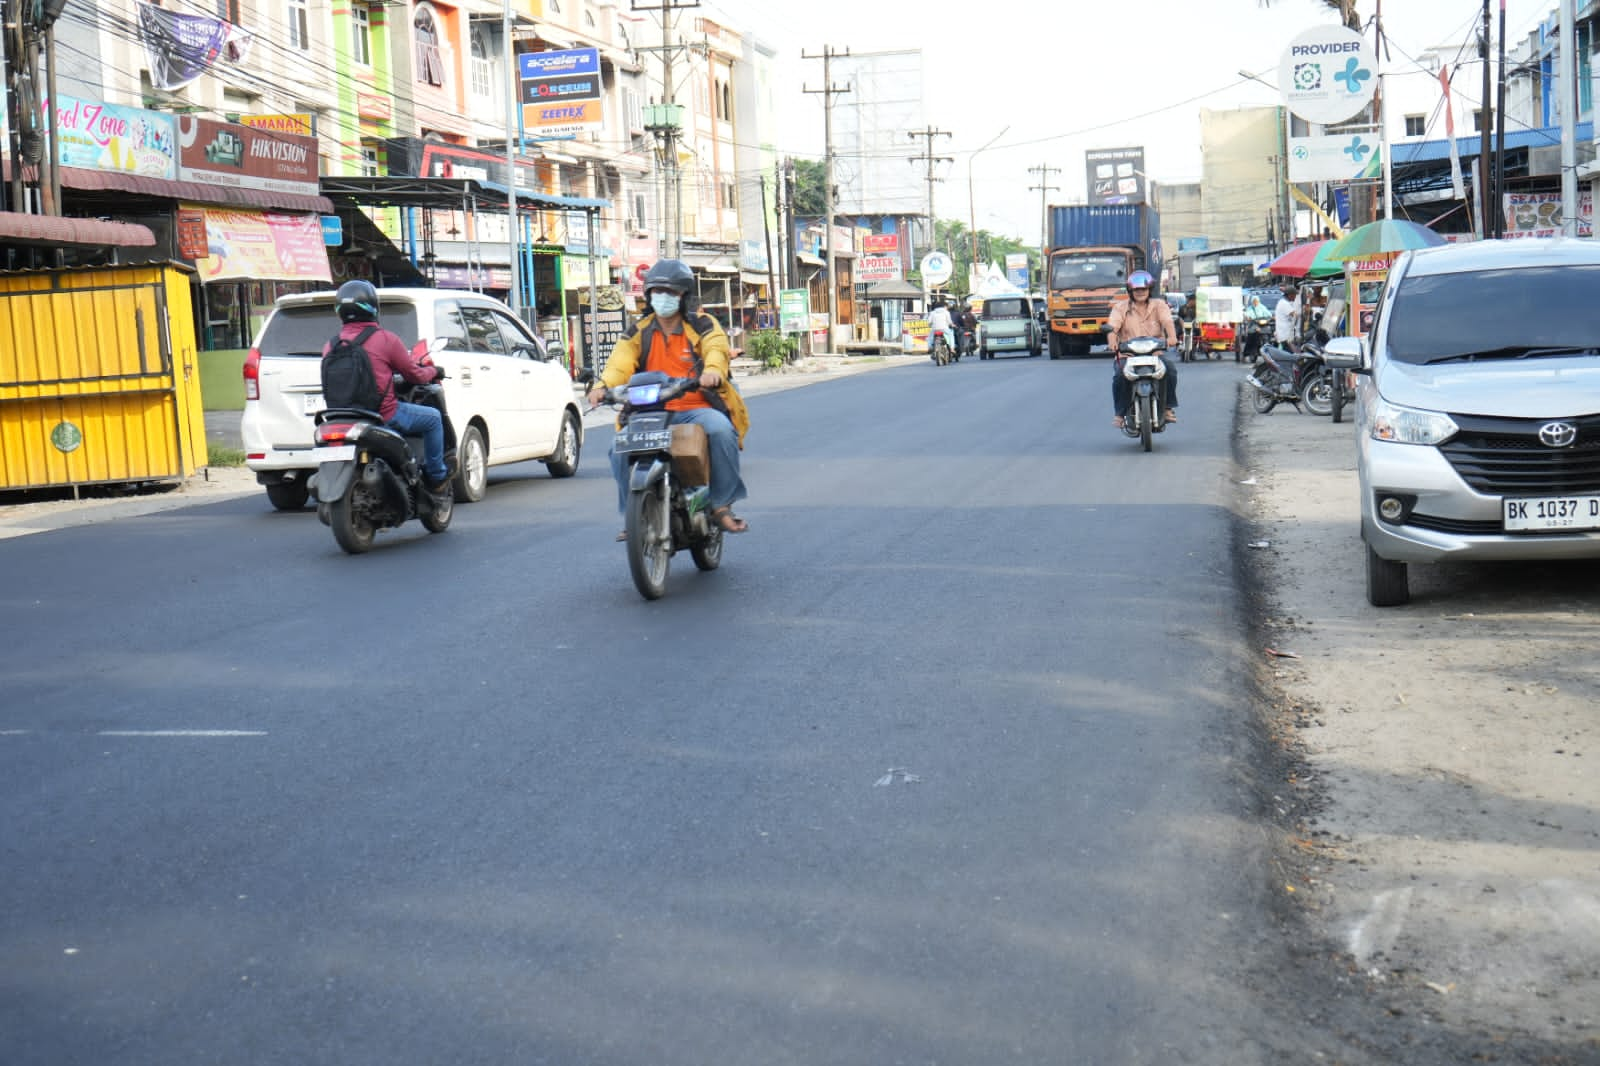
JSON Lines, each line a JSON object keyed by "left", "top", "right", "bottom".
{"left": 545, "top": 411, "right": 581, "bottom": 478}
{"left": 1365, "top": 541, "right": 1410, "bottom": 607}
{"left": 453, "top": 424, "right": 488, "bottom": 502}
{"left": 265, "top": 479, "right": 310, "bottom": 511}
{"left": 1048, "top": 332, "right": 1064, "bottom": 360}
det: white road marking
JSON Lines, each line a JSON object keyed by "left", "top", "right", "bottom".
{"left": 96, "top": 730, "right": 267, "bottom": 737}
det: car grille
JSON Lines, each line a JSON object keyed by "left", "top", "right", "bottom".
{"left": 1439, "top": 413, "right": 1600, "bottom": 495}
{"left": 1062, "top": 301, "right": 1112, "bottom": 319}
{"left": 1405, "top": 514, "right": 1503, "bottom": 536}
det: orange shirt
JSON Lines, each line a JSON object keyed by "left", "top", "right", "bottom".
{"left": 645, "top": 327, "right": 711, "bottom": 412}
{"left": 1106, "top": 297, "right": 1176, "bottom": 350}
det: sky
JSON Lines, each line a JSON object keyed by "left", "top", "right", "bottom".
{"left": 690, "top": 0, "right": 1560, "bottom": 243}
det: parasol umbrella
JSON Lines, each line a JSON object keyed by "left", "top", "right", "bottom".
{"left": 1325, "top": 219, "right": 1446, "bottom": 261}
{"left": 1265, "top": 239, "right": 1344, "bottom": 279}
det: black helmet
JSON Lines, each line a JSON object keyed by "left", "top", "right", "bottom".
{"left": 642, "top": 258, "right": 694, "bottom": 298}
{"left": 336, "top": 279, "right": 379, "bottom": 323}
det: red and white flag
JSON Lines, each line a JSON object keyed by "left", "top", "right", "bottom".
{"left": 1440, "top": 64, "right": 1467, "bottom": 200}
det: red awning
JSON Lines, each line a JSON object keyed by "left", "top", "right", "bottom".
{"left": 0, "top": 210, "right": 156, "bottom": 247}
{"left": 61, "top": 166, "right": 335, "bottom": 214}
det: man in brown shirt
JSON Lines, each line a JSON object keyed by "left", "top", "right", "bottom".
{"left": 1105, "top": 270, "right": 1179, "bottom": 427}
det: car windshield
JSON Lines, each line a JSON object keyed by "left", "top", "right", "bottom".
{"left": 984, "top": 298, "right": 1026, "bottom": 318}
{"left": 1387, "top": 265, "right": 1600, "bottom": 364}
{"left": 260, "top": 301, "right": 423, "bottom": 354}
{"left": 1050, "top": 254, "right": 1125, "bottom": 289}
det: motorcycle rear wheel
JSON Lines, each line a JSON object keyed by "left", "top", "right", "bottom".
{"left": 1251, "top": 388, "right": 1277, "bottom": 415}
{"left": 691, "top": 527, "right": 724, "bottom": 571}
{"left": 1331, "top": 373, "right": 1346, "bottom": 424}
{"left": 1300, "top": 371, "right": 1335, "bottom": 417}
{"left": 1137, "top": 395, "right": 1154, "bottom": 452}
{"left": 626, "top": 482, "right": 671, "bottom": 600}
{"left": 329, "top": 484, "right": 377, "bottom": 554}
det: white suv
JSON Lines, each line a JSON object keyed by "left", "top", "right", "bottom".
{"left": 1328, "top": 238, "right": 1600, "bottom": 606}
{"left": 242, "top": 288, "right": 585, "bottom": 509}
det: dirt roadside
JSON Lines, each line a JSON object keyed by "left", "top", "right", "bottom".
{"left": 1238, "top": 389, "right": 1600, "bottom": 1059}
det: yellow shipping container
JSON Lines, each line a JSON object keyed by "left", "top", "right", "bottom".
{"left": 0, "top": 263, "right": 207, "bottom": 491}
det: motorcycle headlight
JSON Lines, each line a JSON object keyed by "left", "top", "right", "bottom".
{"left": 627, "top": 383, "right": 662, "bottom": 406}
{"left": 1370, "top": 397, "right": 1458, "bottom": 446}
{"left": 1123, "top": 338, "right": 1161, "bottom": 356}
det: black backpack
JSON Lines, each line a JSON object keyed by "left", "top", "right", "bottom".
{"left": 321, "top": 325, "right": 389, "bottom": 411}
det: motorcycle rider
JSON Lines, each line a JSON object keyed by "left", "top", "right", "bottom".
{"left": 927, "top": 299, "right": 955, "bottom": 357}
{"left": 958, "top": 302, "right": 979, "bottom": 355}
{"left": 1105, "top": 270, "right": 1179, "bottom": 427}
{"left": 586, "top": 258, "right": 749, "bottom": 539}
{"left": 329, "top": 279, "right": 450, "bottom": 493}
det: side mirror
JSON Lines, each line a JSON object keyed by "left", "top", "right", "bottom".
{"left": 574, "top": 368, "right": 596, "bottom": 385}
{"left": 1321, "top": 335, "right": 1366, "bottom": 371}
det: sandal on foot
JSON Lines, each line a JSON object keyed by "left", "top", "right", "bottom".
{"left": 1164, "top": 410, "right": 1179, "bottom": 424}
{"left": 1112, "top": 416, "right": 1125, "bottom": 429}
{"left": 711, "top": 506, "right": 749, "bottom": 534}
{"left": 615, "top": 529, "right": 627, "bottom": 542}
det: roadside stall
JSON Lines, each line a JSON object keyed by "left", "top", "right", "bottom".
{"left": 1194, "top": 286, "right": 1243, "bottom": 357}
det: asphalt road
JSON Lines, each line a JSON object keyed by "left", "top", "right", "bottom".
{"left": 1, "top": 355, "right": 1342, "bottom": 1064}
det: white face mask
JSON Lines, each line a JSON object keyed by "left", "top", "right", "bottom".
{"left": 650, "top": 292, "right": 682, "bottom": 317}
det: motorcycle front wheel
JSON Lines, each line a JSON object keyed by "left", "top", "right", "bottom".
{"left": 1137, "top": 394, "right": 1154, "bottom": 452}
{"left": 420, "top": 482, "right": 454, "bottom": 533}
{"left": 626, "top": 481, "right": 671, "bottom": 600}
{"left": 1300, "top": 371, "right": 1335, "bottom": 417}
{"left": 329, "top": 484, "right": 378, "bottom": 554}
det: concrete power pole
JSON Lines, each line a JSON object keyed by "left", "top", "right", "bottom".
{"left": 634, "top": 0, "right": 700, "bottom": 257}
{"left": 1028, "top": 163, "right": 1060, "bottom": 289}
{"left": 907, "top": 126, "right": 952, "bottom": 268}
{"left": 803, "top": 45, "right": 849, "bottom": 353}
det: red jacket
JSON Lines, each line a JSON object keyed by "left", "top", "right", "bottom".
{"left": 328, "top": 321, "right": 439, "bottom": 422}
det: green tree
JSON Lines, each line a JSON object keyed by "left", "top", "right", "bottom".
{"left": 790, "top": 158, "right": 826, "bottom": 218}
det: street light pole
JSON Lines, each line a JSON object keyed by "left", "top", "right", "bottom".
{"left": 967, "top": 125, "right": 1009, "bottom": 283}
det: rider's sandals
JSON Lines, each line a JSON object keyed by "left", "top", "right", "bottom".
{"left": 615, "top": 530, "right": 627, "bottom": 542}
{"left": 1164, "top": 410, "right": 1179, "bottom": 424}
{"left": 1112, "top": 416, "right": 1125, "bottom": 429}
{"left": 711, "top": 506, "right": 749, "bottom": 534}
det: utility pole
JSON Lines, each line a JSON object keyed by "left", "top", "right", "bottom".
{"left": 803, "top": 45, "right": 849, "bottom": 353}
{"left": 634, "top": 1, "right": 700, "bottom": 258}
{"left": 1478, "top": 0, "right": 1493, "bottom": 239}
{"left": 907, "top": 125, "right": 952, "bottom": 270}
{"left": 782, "top": 158, "right": 797, "bottom": 289}
{"left": 1027, "top": 163, "right": 1060, "bottom": 289}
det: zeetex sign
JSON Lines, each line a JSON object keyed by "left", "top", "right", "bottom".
{"left": 520, "top": 48, "right": 604, "bottom": 138}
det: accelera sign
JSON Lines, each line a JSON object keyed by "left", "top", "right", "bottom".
{"left": 1278, "top": 25, "right": 1377, "bottom": 124}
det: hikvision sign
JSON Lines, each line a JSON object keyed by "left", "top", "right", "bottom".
{"left": 1278, "top": 25, "right": 1377, "bottom": 125}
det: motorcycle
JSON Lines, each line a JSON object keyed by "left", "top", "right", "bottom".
{"left": 954, "top": 325, "right": 975, "bottom": 360}
{"left": 1236, "top": 313, "right": 1272, "bottom": 364}
{"left": 602, "top": 371, "right": 725, "bottom": 601}
{"left": 1116, "top": 335, "right": 1173, "bottom": 453}
{"left": 1246, "top": 340, "right": 1328, "bottom": 415}
{"left": 312, "top": 359, "right": 457, "bottom": 554}
{"left": 930, "top": 329, "right": 954, "bottom": 367}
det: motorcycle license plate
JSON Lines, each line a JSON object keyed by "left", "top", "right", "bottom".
{"left": 616, "top": 423, "right": 673, "bottom": 453}
{"left": 1503, "top": 495, "right": 1600, "bottom": 532}
{"left": 316, "top": 445, "right": 357, "bottom": 461}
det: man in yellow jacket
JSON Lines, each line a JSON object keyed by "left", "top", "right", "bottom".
{"left": 587, "top": 258, "right": 750, "bottom": 537}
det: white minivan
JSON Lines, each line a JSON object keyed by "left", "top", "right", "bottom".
{"left": 242, "top": 288, "right": 586, "bottom": 509}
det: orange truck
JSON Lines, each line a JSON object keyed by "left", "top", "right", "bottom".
{"left": 1044, "top": 204, "right": 1162, "bottom": 358}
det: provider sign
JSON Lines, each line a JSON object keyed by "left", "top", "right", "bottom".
{"left": 1287, "top": 132, "right": 1382, "bottom": 183}
{"left": 1278, "top": 25, "right": 1377, "bottom": 125}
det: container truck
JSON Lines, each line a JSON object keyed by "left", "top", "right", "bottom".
{"left": 1044, "top": 204, "right": 1161, "bottom": 358}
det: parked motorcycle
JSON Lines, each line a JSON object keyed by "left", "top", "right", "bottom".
{"left": 1116, "top": 336, "right": 1173, "bottom": 453}
{"left": 312, "top": 365, "right": 457, "bottom": 554}
{"left": 602, "top": 371, "right": 725, "bottom": 601}
{"left": 1246, "top": 341, "right": 1327, "bottom": 415}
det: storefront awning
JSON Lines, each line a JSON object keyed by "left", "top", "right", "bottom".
{"left": 866, "top": 279, "right": 922, "bottom": 300}
{"left": 0, "top": 211, "right": 156, "bottom": 247}
{"left": 319, "top": 175, "right": 606, "bottom": 213}
{"left": 738, "top": 270, "right": 771, "bottom": 287}
{"left": 795, "top": 251, "right": 825, "bottom": 268}
{"left": 678, "top": 247, "right": 738, "bottom": 274}
{"left": 62, "top": 165, "right": 334, "bottom": 214}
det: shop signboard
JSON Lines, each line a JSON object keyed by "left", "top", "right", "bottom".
{"left": 862, "top": 233, "right": 899, "bottom": 254}
{"left": 857, "top": 255, "right": 902, "bottom": 283}
{"left": 1502, "top": 190, "right": 1594, "bottom": 238}
{"left": 190, "top": 206, "right": 332, "bottom": 282}
{"left": 779, "top": 289, "right": 810, "bottom": 333}
{"left": 1287, "top": 133, "right": 1383, "bottom": 183}
{"left": 901, "top": 314, "right": 930, "bottom": 353}
{"left": 53, "top": 95, "right": 176, "bottom": 178}
{"left": 177, "top": 116, "right": 319, "bottom": 197}
{"left": 519, "top": 48, "right": 604, "bottom": 137}
{"left": 1005, "top": 252, "right": 1030, "bottom": 289}
{"left": 576, "top": 293, "right": 629, "bottom": 370}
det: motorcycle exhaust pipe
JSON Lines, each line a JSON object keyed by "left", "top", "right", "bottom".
{"left": 362, "top": 460, "right": 410, "bottom": 512}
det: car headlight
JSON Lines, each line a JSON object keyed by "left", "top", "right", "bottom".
{"left": 1370, "top": 397, "right": 1458, "bottom": 446}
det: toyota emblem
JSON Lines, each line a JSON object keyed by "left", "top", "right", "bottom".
{"left": 1538, "top": 421, "right": 1579, "bottom": 448}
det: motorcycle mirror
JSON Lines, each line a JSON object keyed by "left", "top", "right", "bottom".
{"left": 575, "top": 368, "right": 596, "bottom": 385}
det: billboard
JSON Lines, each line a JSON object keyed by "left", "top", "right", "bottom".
{"left": 1287, "top": 133, "right": 1382, "bottom": 183}
{"left": 520, "top": 48, "right": 604, "bottom": 138}
{"left": 1278, "top": 25, "right": 1377, "bottom": 125}
{"left": 176, "top": 116, "right": 320, "bottom": 197}
{"left": 1085, "top": 147, "right": 1146, "bottom": 206}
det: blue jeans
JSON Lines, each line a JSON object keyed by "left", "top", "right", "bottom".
{"left": 610, "top": 407, "right": 747, "bottom": 515}
{"left": 386, "top": 401, "right": 446, "bottom": 483}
